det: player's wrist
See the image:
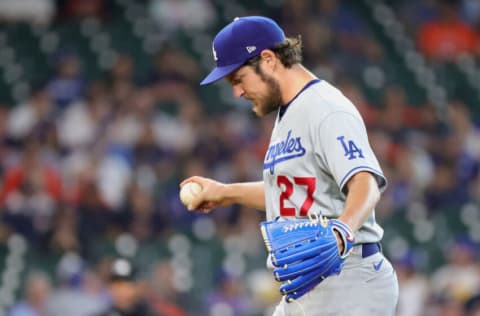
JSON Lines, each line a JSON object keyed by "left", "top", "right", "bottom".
{"left": 329, "top": 219, "right": 355, "bottom": 258}
{"left": 216, "top": 183, "right": 233, "bottom": 203}
{"left": 217, "top": 182, "right": 244, "bottom": 206}
{"left": 224, "top": 182, "right": 264, "bottom": 208}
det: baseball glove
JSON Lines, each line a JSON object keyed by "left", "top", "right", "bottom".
{"left": 260, "top": 215, "right": 354, "bottom": 302}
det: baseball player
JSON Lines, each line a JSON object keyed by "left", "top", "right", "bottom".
{"left": 181, "top": 16, "right": 398, "bottom": 315}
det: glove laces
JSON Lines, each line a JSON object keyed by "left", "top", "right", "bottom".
{"left": 288, "top": 297, "right": 307, "bottom": 316}
{"left": 308, "top": 212, "right": 328, "bottom": 227}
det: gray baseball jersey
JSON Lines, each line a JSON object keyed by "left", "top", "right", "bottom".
{"left": 262, "top": 79, "right": 386, "bottom": 244}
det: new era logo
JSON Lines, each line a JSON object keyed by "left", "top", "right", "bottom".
{"left": 246, "top": 46, "right": 256, "bottom": 53}
{"left": 212, "top": 44, "right": 218, "bottom": 61}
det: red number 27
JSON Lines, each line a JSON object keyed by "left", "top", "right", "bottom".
{"left": 277, "top": 176, "right": 316, "bottom": 217}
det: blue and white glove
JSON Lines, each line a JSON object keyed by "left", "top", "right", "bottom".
{"left": 260, "top": 217, "right": 354, "bottom": 302}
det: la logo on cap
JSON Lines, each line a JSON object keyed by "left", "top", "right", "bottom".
{"left": 246, "top": 46, "right": 256, "bottom": 53}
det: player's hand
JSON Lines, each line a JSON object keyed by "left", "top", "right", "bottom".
{"left": 180, "top": 176, "right": 235, "bottom": 213}
{"left": 334, "top": 230, "right": 345, "bottom": 254}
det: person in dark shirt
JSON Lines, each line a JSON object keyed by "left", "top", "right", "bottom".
{"left": 97, "top": 258, "right": 161, "bottom": 316}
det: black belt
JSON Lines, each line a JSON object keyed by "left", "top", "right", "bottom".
{"left": 361, "top": 243, "right": 381, "bottom": 258}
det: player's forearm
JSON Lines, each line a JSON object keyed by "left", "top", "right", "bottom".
{"left": 223, "top": 181, "right": 266, "bottom": 210}
{"left": 338, "top": 172, "right": 380, "bottom": 232}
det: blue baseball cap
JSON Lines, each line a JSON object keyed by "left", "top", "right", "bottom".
{"left": 200, "top": 16, "right": 286, "bottom": 85}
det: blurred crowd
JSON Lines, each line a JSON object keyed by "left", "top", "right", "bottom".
{"left": 0, "top": 0, "right": 480, "bottom": 316}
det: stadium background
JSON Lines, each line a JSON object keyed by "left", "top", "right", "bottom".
{"left": 0, "top": 0, "right": 479, "bottom": 315}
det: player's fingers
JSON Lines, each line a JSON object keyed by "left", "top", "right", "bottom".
{"left": 180, "top": 177, "right": 226, "bottom": 211}
{"left": 198, "top": 202, "right": 214, "bottom": 213}
{"left": 187, "top": 191, "right": 209, "bottom": 211}
{"left": 187, "top": 200, "right": 201, "bottom": 211}
{"left": 180, "top": 176, "right": 203, "bottom": 188}
{"left": 188, "top": 200, "right": 213, "bottom": 213}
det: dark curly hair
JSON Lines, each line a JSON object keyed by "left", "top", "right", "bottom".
{"left": 244, "top": 36, "right": 303, "bottom": 72}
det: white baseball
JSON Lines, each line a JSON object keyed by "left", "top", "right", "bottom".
{"left": 179, "top": 182, "right": 203, "bottom": 207}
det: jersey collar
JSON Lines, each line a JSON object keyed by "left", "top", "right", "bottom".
{"left": 278, "top": 79, "right": 321, "bottom": 121}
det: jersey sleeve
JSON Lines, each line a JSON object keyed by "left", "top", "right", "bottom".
{"left": 315, "top": 111, "right": 387, "bottom": 194}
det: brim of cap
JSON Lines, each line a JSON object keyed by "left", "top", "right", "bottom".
{"left": 200, "top": 62, "right": 244, "bottom": 85}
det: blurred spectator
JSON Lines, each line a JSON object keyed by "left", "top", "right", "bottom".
{"left": 297, "top": 17, "right": 333, "bottom": 69}
{"left": 106, "top": 89, "right": 153, "bottom": 149}
{"left": 314, "top": 0, "right": 367, "bottom": 46}
{"left": 119, "top": 184, "right": 164, "bottom": 242}
{"left": 110, "top": 54, "right": 135, "bottom": 83}
{"left": 405, "top": 140, "right": 435, "bottom": 197}
{"left": 430, "top": 237, "right": 480, "bottom": 305}
{"left": 0, "top": 140, "right": 62, "bottom": 242}
{"left": 461, "top": 0, "right": 480, "bottom": 25}
{"left": 417, "top": 0, "right": 476, "bottom": 62}
{"left": 76, "top": 181, "right": 112, "bottom": 258}
{"left": 386, "top": 147, "right": 418, "bottom": 211}
{"left": 108, "top": 54, "right": 137, "bottom": 93}
{"left": 91, "top": 89, "right": 162, "bottom": 210}
{"left": 8, "top": 272, "right": 52, "bottom": 316}
{"left": 0, "top": 107, "right": 8, "bottom": 181}
{"left": 45, "top": 252, "right": 106, "bottom": 316}
{"left": 47, "top": 207, "right": 80, "bottom": 256}
{"left": 447, "top": 100, "right": 480, "bottom": 160}
{"left": 246, "top": 269, "right": 280, "bottom": 315}
{"left": 133, "top": 124, "right": 169, "bottom": 169}
{"left": 424, "top": 160, "right": 466, "bottom": 210}
{"left": 394, "top": 252, "right": 430, "bottom": 316}
{"left": 423, "top": 107, "right": 479, "bottom": 210}
{"left": 317, "top": 0, "right": 370, "bottom": 76}
{"left": 358, "top": 37, "right": 390, "bottom": 95}
{"left": 369, "top": 130, "right": 397, "bottom": 217}
{"left": 149, "top": 47, "right": 200, "bottom": 85}
{"left": 0, "top": 140, "right": 62, "bottom": 205}
{"left": 57, "top": 81, "right": 112, "bottom": 151}
{"left": 6, "top": 86, "right": 54, "bottom": 145}
{"left": 378, "top": 85, "right": 422, "bottom": 143}
{"left": 280, "top": 0, "right": 312, "bottom": 35}
{"left": 151, "top": 87, "right": 203, "bottom": 156}
{"left": 0, "top": 0, "right": 55, "bottom": 25}
{"left": 427, "top": 297, "right": 465, "bottom": 316}
{"left": 58, "top": 0, "right": 105, "bottom": 20}
{"left": 146, "top": 261, "right": 187, "bottom": 316}
{"left": 337, "top": 78, "right": 378, "bottom": 128}
{"left": 207, "top": 273, "right": 254, "bottom": 316}
{"left": 96, "top": 152, "right": 132, "bottom": 210}
{"left": 149, "top": 0, "right": 215, "bottom": 33}
{"left": 97, "top": 257, "right": 161, "bottom": 316}
{"left": 47, "top": 51, "right": 86, "bottom": 110}
{"left": 465, "top": 293, "right": 480, "bottom": 316}
{"left": 394, "top": 0, "right": 438, "bottom": 34}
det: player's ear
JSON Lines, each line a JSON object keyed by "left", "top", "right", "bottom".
{"left": 260, "top": 49, "right": 277, "bottom": 70}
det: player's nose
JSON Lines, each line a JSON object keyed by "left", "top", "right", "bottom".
{"left": 232, "top": 85, "right": 245, "bottom": 99}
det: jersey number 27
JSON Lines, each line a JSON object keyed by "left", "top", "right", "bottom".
{"left": 277, "top": 176, "right": 316, "bottom": 217}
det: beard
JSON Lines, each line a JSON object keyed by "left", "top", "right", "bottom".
{"left": 252, "top": 68, "right": 283, "bottom": 116}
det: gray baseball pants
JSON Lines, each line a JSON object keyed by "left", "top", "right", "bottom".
{"left": 272, "top": 244, "right": 399, "bottom": 316}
